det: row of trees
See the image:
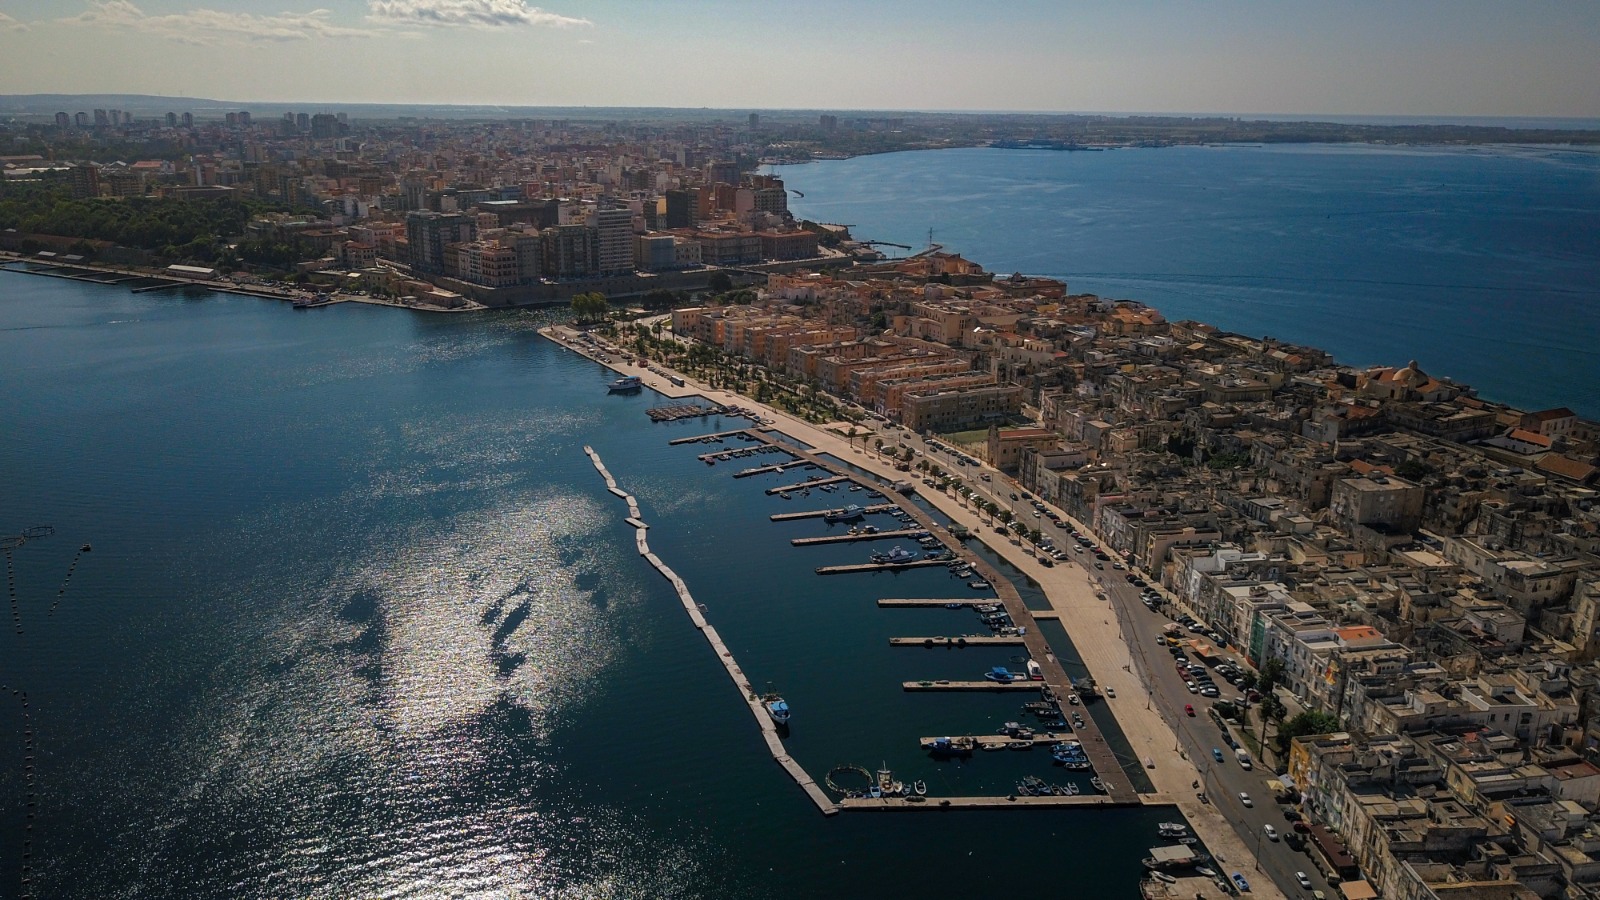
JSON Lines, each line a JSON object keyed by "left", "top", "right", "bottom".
{"left": 570, "top": 291, "right": 610, "bottom": 323}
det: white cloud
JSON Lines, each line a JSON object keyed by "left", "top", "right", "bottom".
{"left": 367, "top": 0, "right": 590, "bottom": 29}
{"left": 57, "top": 1, "right": 376, "bottom": 44}
{"left": 0, "top": 11, "right": 28, "bottom": 32}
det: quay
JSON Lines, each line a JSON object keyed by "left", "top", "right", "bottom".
{"left": 839, "top": 794, "right": 1121, "bottom": 811}
{"left": 790, "top": 528, "right": 925, "bottom": 546}
{"left": 815, "top": 559, "right": 950, "bottom": 575}
{"left": 584, "top": 444, "right": 839, "bottom": 816}
{"left": 888, "top": 635, "right": 1024, "bottom": 646}
{"left": 770, "top": 503, "right": 896, "bottom": 522}
{"left": 667, "top": 429, "right": 749, "bottom": 446}
{"left": 902, "top": 680, "right": 1046, "bottom": 692}
{"left": 765, "top": 474, "right": 849, "bottom": 495}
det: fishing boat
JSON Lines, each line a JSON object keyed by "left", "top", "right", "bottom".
{"left": 922, "top": 736, "right": 975, "bottom": 758}
{"left": 875, "top": 764, "right": 904, "bottom": 798}
{"left": 968, "top": 580, "right": 991, "bottom": 590}
{"left": 870, "top": 546, "right": 918, "bottom": 564}
{"left": 984, "top": 667, "right": 1018, "bottom": 683}
{"left": 823, "top": 505, "right": 865, "bottom": 523}
{"left": 607, "top": 375, "right": 643, "bottom": 394}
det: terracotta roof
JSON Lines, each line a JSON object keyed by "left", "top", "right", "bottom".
{"left": 1528, "top": 407, "right": 1577, "bottom": 421}
{"left": 1535, "top": 454, "right": 1597, "bottom": 483}
{"left": 1507, "top": 428, "right": 1553, "bottom": 448}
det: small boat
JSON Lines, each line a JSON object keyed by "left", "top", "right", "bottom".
{"left": 875, "top": 764, "right": 904, "bottom": 798}
{"left": 984, "top": 667, "right": 1018, "bottom": 683}
{"left": 1067, "top": 693, "right": 1080, "bottom": 705}
{"left": 913, "top": 780, "right": 927, "bottom": 796}
{"left": 1157, "top": 822, "right": 1188, "bottom": 835}
{"left": 1196, "top": 867, "right": 1217, "bottom": 878}
{"left": 968, "top": 580, "right": 990, "bottom": 590}
{"left": 944, "top": 602, "right": 965, "bottom": 609}
{"left": 1092, "top": 777, "right": 1108, "bottom": 792}
{"left": 1026, "top": 660, "right": 1043, "bottom": 681}
{"left": 923, "top": 736, "right": 975, "bottom": 758}
{"left": 607, "top": 375, "right": 643, "bottom": 394}
{"left": 779, "top": 492, "right": 791, "bottom": 500}
{"left": 764, "top": 695, "right": 790, "bottom": 726}
{"left": 824, "top": 505, "right": 864, "bottom": 523}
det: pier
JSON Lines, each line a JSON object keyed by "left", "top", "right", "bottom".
{"left": 917, "top": 732, "right": 1072, "bottom": 749}
{"left": 667, "top": 430, "right": 749, "bottom": 446}
{"left": 770, "top": 503, "right": 896, "bottom": 522}
{"left": 790, "top": 529, "right": 925, "bottom": 546}
{"left": 765, "top": 474, "right": 849, "bottom": 495}
{"left": 585, "top": 444, "right": 839, "bottom": 816}
{"left": 815, "top": 559, "right": 950, "bottom": 575}
{"left": 839, "top": 794, "right": 1122, "bottom": 811}
{"left": 902, "top": 680, "right": 1047, "bottom": 692}
{"left": 732, "top": 460, "right": 811, "bottom": 478}
{"left": 877, "top": 598, "right": 999, "bottom": 608}
{"left": 888, "top": 635, "right": 1024, "bottom": 647}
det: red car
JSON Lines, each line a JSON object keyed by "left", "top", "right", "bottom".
{"left": 1185, "top": 704, "right": 1195, "bottom": 716}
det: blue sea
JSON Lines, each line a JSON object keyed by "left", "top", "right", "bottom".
{"left": 772, "top": 144, "right": 1600, "bottom": 418}
{"left": 0, "top": 274, "right": 1166, "bottom": 899}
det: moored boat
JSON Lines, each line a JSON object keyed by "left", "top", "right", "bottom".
{"left": 608, "top": 375, "right": 643, "bottom": 394}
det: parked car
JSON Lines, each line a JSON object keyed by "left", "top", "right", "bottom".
{"left": 1105, "top": 687, "right": 1116, "bottom": 698}
{"left": 1231, "top": 872, "right": 1250, "bottom": 893}
{"left": 1186, "top": 681, "right": 1199, "bottom": 693}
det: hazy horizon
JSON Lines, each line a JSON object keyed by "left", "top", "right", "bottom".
{"left": 1, "top": 1, "right": 1598, "bottom": 117}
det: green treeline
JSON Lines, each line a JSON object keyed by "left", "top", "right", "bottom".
{"left": 0, "top": 186, "right": 290, "bottom": 264}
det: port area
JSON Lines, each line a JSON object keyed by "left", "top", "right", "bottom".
{"left": 547, "top": 323, "right": 1281, "bottom": 891}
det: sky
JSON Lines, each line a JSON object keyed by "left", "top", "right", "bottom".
{"left": 1, "top": 0, "right": 1598, "bottom": 116}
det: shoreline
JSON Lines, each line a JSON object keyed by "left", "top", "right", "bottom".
{"left": 542, "top": 322, "right": 1287, "bottom": 897}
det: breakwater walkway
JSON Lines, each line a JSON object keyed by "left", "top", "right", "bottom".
{"left": 583, "top": 445, "right": 839, "bottom": 816}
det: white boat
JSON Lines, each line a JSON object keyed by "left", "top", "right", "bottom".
{"left": 765, "top": 696, "right": 790, "bottom": 726}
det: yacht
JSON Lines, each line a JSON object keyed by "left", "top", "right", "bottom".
{"left": 607, "top": 375, "right": 643, "bottom": 394}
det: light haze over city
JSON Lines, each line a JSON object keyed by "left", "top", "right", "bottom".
{"left": 2, "top": 0, "right": 1599, "bottom": 116}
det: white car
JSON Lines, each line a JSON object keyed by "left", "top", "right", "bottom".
{"left": 1296, "top": 872, "right": 1313, "bottom": 889}
{"left": 1263, "top": 824, "right": 1279, "bottom": 841}
{"left": 1239, "top": 792, "right": 1253, "bottom": 808}
{"left": 1105, "top": 687, "right": 1117, "bottom": 698}
{"left": 1186, "top": 681, "right": 1199, "bottom": 693}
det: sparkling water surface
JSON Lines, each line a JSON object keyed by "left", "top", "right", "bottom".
{"left": 1, "top": 274, "right": 1168, "bottom": 899}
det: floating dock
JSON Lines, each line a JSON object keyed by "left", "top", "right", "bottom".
{"left": 815, "top": 560, "right": 951, "bottom": 575}
{"left": 770, "top": 503, "right": 896, "bottom": 522}
{"left": 668, "top": 430, "right": 749, "bottom": 446}
{"left": 586, "top": 444, "right": 838, "bottom": 816}
{"left": 902, "top": 680, "right": 1046, "bottom": 692}
{"left": 790, "top": 529, "right": 926, "bottom": 546}
{"left": 889, "top": 635, "right": 1024, "bottom": 647}
{"left": 733, "top": 460, "right": 811, "bottom": 478}
{"left": 839, "top": 794, "right": 1121, "bottom": 811}
{"left": 765, "top": 475, "right": 850, "bottom": 495}
{"left": 877, "top": 598, "right": 1001, "bottom": 608}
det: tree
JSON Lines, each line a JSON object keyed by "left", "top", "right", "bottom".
{"left": 570, "top": 291, "right": 609, "bottom": 324}
{"left": 1273, "top": 710, "right": 1343, "bottom": 756}
{"left": 640, "top": 288, "right": 677, "bottom": 310}
{"left": 707, "top": 271, "right": 733, "bottom": 293}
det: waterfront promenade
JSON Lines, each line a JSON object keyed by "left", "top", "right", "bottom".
{"left": 544, "top": 324, "right": 1285, "bottom": 896}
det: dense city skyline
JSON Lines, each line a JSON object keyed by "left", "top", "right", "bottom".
{"left": 2, "top": 0, "right": 1599, "bottom": 116}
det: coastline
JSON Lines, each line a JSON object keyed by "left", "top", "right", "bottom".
{"left": 542, "top": 322, "right": 1287, "bottom": 897}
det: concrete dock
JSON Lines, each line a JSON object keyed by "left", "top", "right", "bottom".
{"left": 902, "top": 680, "right": 1047, "bottom": 692}
{"left": 917, "top": 732, "right": 1073, "bottom": 749}
{"left": 766, "top": 474, "right": 850, "bottom": 495}
{"left": 733, "top": 460, "right": 811, "bottom": 478}
{"left": 815, "top": 559, "right": 951, "bottom": 575}
{"left": 790, "top": 528, "right": 926, "bottom": 546}
{"left": 839, "top": 794, "right": 1123, "bottom": 811}
{"left": 889, "top": 635, "right": 1024, "bottom": 647}
{"left": 667, "top": 430, "right": 750, "bottom": 446}
{"left": 770, "top": 503, "right": 896, "bottom": 522}
{"left": 877, "top": 598, "right": 1002, "bottom": 608}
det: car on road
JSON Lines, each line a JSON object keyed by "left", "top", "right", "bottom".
{"left": 1185, "top": 704, "right": 1195, "bottom": 716}
{"left": 1212, "top": 748, "right": 1224, "bottom": 762}
{"left": 1263, "top": 824, "right": 1279, "bottom": 841}
{"left": 1296, "top": 872, "right": 1313, "bottom": 889}
{"left": 1239, "top": 792, "right": 1253, "bottom": 807}
{"left": 1009, "top": 492, "right": 1019, "bottom": 500}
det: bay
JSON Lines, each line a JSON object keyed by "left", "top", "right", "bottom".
{"left": 772, "top": 144, "right": 1600, "bottom": 418}
{"left": 0, "top": 274, "right": 1165, "bottom": 899}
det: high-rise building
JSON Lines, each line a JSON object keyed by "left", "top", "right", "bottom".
{"left": 748, "top": 112, "right": 760, "bottom": 128}
{"left": 70, "top": 164, "right": 101, "bottom": 199}
{"left": 295, "top": 113, "right": 310, "bottom": 132}
{"left": 74, "top": 112, "right": 89, "bottom": 129}
{"left": 54, "top": 112, "right": 70, "bottom": 129}
{"left": 165, "top": 112, "right": 178, "bottom": 127}
{"left": 406, "top": 211, "right": 477, "bottom": 275}
{"left": 820, "top": 114, "right": 838, "bottom": 132}
{"left": 664, "top": 189, "right": 695, "bottom": 229}
{"left": 181, "top": 112, "right": 193, "bottom": 128}
{"left": 108, "top": 109, "right": 122, "bottom": 126}
{"left": 592, "top": 205, "right": 635, "bottom": 276}
{"left": 93, "top": 109, "right": 109, "bottom": 128}
{"left": 238, "top": 111, "right": 252, "bottom": 126}
{"left": 707, "top": 160, "right": 740, "bottom": 186}
{"left": 539, "top": 224, "right": 598, "bottom": 280}
{"left": 310, "top": 114, "right": 339, "bottom": 139}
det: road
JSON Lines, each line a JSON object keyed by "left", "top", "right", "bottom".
{"left": 856, "top": 419, "right": 1336, "bottom": 899}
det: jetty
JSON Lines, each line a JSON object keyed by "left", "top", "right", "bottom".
{"left": 765, "top": 475, "right": 849, "bottom": 495}
{"left": 839, "top": 794, "right": 1121, "bottom": 811}
{"left": 790, "top": 529, "right": 924, "bottom": 546}
{"left": 733, "top": 460, "right": 811, "bottom": 478}
{"left": 815, "top": 560, "right": 950, "bottom": 575}
{"left": 902, "top": 680, "right": 1047, "bottom": 692}
{"left": 770, "top": 503, "right": 896, "bottom": 522}
{"left": 889, "top": 635, "right": 1024, "bottom": 647}
{"left": 667, "top": 430, "right": 748, "bottom": 446}
{"left": 918, "top": 732, "right": 1070, "bottom": 749}
{"left": 585, "top": 445, "right": 838, "bottom": 816}
{"left": 877, "top": 598, "right": 999, "bottom": 608}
